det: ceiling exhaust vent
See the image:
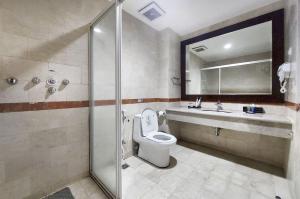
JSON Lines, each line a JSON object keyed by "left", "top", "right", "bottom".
{"left": 138, "top": 1, "right": 165, "bottom": 21}
{"left": 192, "top": 45, "right": 208, "bottom": 52}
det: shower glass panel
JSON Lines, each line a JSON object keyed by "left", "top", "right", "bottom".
{"left": 90, "top": 2, "right": 122, "bottom": 198}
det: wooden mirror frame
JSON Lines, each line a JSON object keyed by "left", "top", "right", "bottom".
{"left": 181, "top": 9, "right": 284, "bottom": 103}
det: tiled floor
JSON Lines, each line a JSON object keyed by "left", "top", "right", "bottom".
{"left": 122, "top": 142, "right": 292, "bottom": 199}
{"left": 67, "top": 178, "right": 107, "bottom": 199}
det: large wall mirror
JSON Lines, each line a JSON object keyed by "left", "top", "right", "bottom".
{"left": 181, "top": 10, "right": 284, "bottom": 103}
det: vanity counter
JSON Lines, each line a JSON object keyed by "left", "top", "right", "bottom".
{"left": 166, "top": 106, "right": 293, "bottom": 139}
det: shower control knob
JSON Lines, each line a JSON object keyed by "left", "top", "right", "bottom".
{"left": 47, "top": 78, "right": 56, "bottom": 86}
{"left": 32, "top": 77, "right": 41, "bottom": 85}
{"left": 62, "top": 79, "right": 70, "bottom": 86}
{"left": 48, "top": 87, "right": 56, "bottom": 94}
{"left": 6, "top": 77, "right": 18, "bottom": 85}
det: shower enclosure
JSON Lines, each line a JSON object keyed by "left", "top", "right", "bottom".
{"left": 89, "top": 1, "right": 122, "bottom": 198}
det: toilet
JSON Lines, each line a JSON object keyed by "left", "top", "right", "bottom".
{"left": 133, "top": 108, "right": 177, "bottom": 167}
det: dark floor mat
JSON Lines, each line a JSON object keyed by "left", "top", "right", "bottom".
{"left": 47, "top": 187, "right": 74, "bottom": 199}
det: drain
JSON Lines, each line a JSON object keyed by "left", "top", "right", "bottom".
{"left": 122, "top": 163, "right": 130, "bottom": 169}
{"left": 275, "top": 196, "right": 281, "bottom": 199}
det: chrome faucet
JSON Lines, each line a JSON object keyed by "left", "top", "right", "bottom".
{"left": 215, "top": 101, "right": 223, "bottom": 112}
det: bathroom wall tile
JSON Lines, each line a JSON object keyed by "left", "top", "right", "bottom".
{"left": 1, "top": 56, "right": 49, "bottom": 82}
{"left": 49, "top": 63, "right": 82, "bottom": 84}
{"left": 4, "top": 149, "right": 34, "bottom": 183}
{"left": 49, "top": 145, "right": 69, "bottom": 167}
{"left": 0, "top": 79, "right": 29, "bottom": 103}
{"left": 0, "top": 7, "right": 49, "bottom": 40}
{"left": 122, "top": 11, "right": 161, "bottom": 100}
{"left": 27, "top": 82, "right": 49, "bottom": 103}
{"left": 26, "top": 37, "right": 55, "bottom": 62}
{"left": 0, "top": 32, "right": 27, "bottom": 58}
{"left": 0, "top": 161, "right": 5, "bottom": 185}
{"left": 49, "top": 42, "right": 88, "bottom": 67}
{"left": 67, "top": 156, "right": 89, "bottom": 183}
{"left": 177, "top": 122, "right": 288, "bottom": 168}
{"left": 66, "top": 123, "right": 89, "bottom": 144}
{"left": 65, "top": 84, "right": 89, "bottom": 101}
{"left": 81, "top": 67, "right": 89, "bottom": 85}
{"left": 30, "top": 128, "right": 67, "bottom": 149}
{"left": 0, "top": 176, "right": 31, "bottom": 199}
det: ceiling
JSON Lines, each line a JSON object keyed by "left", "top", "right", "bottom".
{"left": 189, "top": 21, "right": 272, "bottom": 62}
{"left": 123, "top": 0, "right": 279, "bottom": 36}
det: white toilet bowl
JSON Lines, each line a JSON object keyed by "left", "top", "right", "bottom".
{"left": 133, "top": 109, "right": 177, "bottom": 167}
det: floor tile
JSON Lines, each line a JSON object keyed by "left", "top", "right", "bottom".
{"left": 122, "top": 143, "right": 291, "bottom": 199}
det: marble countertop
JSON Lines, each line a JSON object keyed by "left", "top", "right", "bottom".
{"left": 166, "top": 106, "right": 292, "bottom": 125}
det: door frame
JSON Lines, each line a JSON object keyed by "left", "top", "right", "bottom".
{"left": 88, "top": 1, "right": 123, "bottom": 198}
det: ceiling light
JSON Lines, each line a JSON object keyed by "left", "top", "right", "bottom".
{"left": 94, "top": 28, "right": 102, "bottom": 33}
{"left": 224, "top": 43, "right": 232, "bottom": 49}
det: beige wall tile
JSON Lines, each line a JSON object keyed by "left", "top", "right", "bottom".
{"left": 49, "top": 63, "right": 81, "bottom": 84}
{"left": 0, "top": 176, "right": 31, "bottom": 199}
{"left": 65, "top": 84, "right": 88, "bottom": 101}
{"left": 0, "top": 107, "right": 90, "bottom": 197}
{"left": 1, "top": 57, "right": 49, "bottom": 81}
{"left": 81, "top": 67, "right": 89, "bottom": 85}
{"left": 0, "top": 32, "right": 27, "bottom": 58}
{"left": 0, "top": 161, "right": 5, "bottom": 185}
{"left": 177, "top": 122, "right": 288, "bottom": 168}
{"left": 0, "top": 79, "right": 29, "bottom": 103}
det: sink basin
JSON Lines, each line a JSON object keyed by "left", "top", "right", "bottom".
{"left": 200, "top": 109, "right": 232, "bottom": 113}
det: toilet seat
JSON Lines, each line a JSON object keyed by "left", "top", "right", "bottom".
{"left": 146, "top": 131, "right": 177, "bottom": 144}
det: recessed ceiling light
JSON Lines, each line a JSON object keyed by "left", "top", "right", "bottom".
{"left": 224, "top": 43, "right": 232, "bottom": 49}
{"left": 94, "top": 28, "right": 102, "bottom": 33}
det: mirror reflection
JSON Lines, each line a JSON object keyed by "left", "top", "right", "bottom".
{"left": 186, "top": 21, "right": 272, "bottom": 95}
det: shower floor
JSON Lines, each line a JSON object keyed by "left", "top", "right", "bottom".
{"left": 122, "top": 142, "right": 292, "bottom": 199}
{"left": 66, "top": 178, "right": 107, "bottom": 199}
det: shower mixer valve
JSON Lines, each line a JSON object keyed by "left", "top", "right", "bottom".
{"left": 48, "top": 87, "right": 56, "bottom": 94}
{"left": 47, "top": 78, "right": 57, "bottom": 86}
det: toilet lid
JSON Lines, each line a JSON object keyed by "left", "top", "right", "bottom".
{"left": 141, "top": 109, "right": 158, "bottom": 136}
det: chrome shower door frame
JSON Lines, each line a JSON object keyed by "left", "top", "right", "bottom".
{"left": 89, "top": 0, "right": 123, "bottom": 198}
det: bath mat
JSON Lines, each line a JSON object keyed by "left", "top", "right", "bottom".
{"left": 47, "top": 187, "right": 74, "bottom": 199}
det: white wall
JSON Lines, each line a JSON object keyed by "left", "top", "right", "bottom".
{"left": 284, "top": 0, "right": 300, "bottom": 198}
{"left": 121, "top": 12, "right": 181, "bottom": 157}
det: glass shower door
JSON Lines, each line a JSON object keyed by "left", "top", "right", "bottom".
{"left": 90, "top": 1, "right": 122, "bottom": 198}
